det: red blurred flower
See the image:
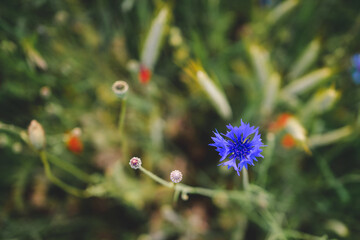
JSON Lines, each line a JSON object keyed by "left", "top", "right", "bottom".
{"left": 138, "top": 65, "right": 152, "bottom": 84}
{"left": 281, "top": 134, "right": 295, "bottom": 148}
{"left": 66, "top": 135, "right": 83, "bottom": 154}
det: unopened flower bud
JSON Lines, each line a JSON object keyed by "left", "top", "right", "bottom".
{"left": 170, "top": 170, "right": 182, "bottom": 183}
{"left": 129, "top": 157, "right": 142, "bottom": 169}
{"left": 71, "top": 127, "right": 82, "bottom": 137}
{"left": 112, "top": 80, "right": 129, "bottom": 98}
{"left": 28, "top": 120, "right": 46, "bottom": 150}
{"left": 39, "top": 86, "right": 51, "bottom": 99}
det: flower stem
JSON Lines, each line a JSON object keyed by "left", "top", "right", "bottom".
{"left": 139, "top": 166, "right": 173, "bottom": 188}
{"left": 135, "top": 166, "right": 326, "bottom": 239}
{"left": 242, "top": 168, "right": 249, "bottom": 190}
{"left": 47, "top": 153, "right": 94, "bottom": 183}
{"left": 139, "top": 166, "right": 244, "bottom": 200}
{"left": 257, "top": 133, "right": 275, "bottom": 187}
{"left": 0, "top": 121, "right": 28, "bottom": 143}
{"left": 284, "top": 230, "right": 329, "bottom": 240}
{"left": 39, "top": 151, "right": 89, "bottom": 198}
{"left": 173, "top": 186, "right": 180, "bottom": 204}
{"left": 139, "top": 166, "right": 220, "bottom": 197}
{"left": 117, "top": 98, "right": 127, "bottom": 134}
{"left": 177, "top": 183, "right": 219, "bottom": 198}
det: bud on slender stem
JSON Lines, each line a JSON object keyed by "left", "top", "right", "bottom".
{"left": 170, "top": 170, "right": 183, "bottom": 183}
{"left": 28, "top": 120, "right": 46, "bottom": 150}
{"left": 112, "top": 80, "right": 129, "bottom": 98}
{"left": 129, "top": 157, "right": 142, "bottom": 169}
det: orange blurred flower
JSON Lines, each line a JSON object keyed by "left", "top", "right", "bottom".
{"left": 67, "top": 135, "right": 83, "bottom": 154}
{"left": 281, "top": 134, "right": 295, "bottom": 148}
{"left": 268, "top": 113, "right": 292, "bottom": 132}
{"left": 66, "top": 128, "right": 83, "bottom": 154}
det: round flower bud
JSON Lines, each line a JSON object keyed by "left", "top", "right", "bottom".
{"left": 39, "top": 86, "right": 51, "bottom": 99}
{"left": 170, "top": 170, "right": 183, "bottom": 183}
{"left": 129, "top": 157, "right": 142, "bottom": 169}
{"left": 28, "top": 120, "right": 46, "bottom": 150}
{"left": 112, "top": 80, "right": 129, "bottom": 98}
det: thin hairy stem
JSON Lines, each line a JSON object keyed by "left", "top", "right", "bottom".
{"left": 139, "top": 166, "right": 173, "bottom": 187}
{"left": 47, "top": 153, "right": 94, "bottom": 183}
{"left": 39, "top": 151, "right": 89, "bottom": 198}
{"left": 118, "top": 98, "right": 127, "bottom": 134}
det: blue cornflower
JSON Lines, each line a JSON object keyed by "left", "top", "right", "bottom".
{"left": 351, "top": 54, "right": 360, "bottom": 84}
{"left": 259, "top": 0, "right": 272, "bottom": 7}
{"left": 210, "top": 120, "right": 265, "bottom": 176}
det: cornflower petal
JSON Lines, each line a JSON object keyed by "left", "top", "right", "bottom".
{"left": 351, "top": 54, "right": 360, "bottom": 85}
{"left": 218, "top": 158, "right": 240, "bottom": 176}
{"left": 209, "top": 130, "right": 229, "bottom": 162}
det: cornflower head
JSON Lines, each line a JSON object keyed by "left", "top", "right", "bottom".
{"left": 210, "top": 120, "right": 265, "bottom": 176}
{"left": 351, "top": 54, "right": 360, "bottom": 84}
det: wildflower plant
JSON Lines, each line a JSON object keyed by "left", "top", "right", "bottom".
{"left": 210, "top": 120, "right": 265, "bottom": 176}
{"left": 1, "top": 0, "right": 359, "bottom": 239}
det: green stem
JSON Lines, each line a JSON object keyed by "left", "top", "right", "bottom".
{"left": 0, "top": 121, "right": 28, "bottom": 143}
{"left": 261, "top": 209, "right": 287, "bottom": 240}
{"left": 284, "top": 230, "right": 330, "bottom": 240}
{"left": 139, "top": 166, "right": 173, "bottom": 187}
{"left": 242, "top": 168, "right": 249, "bottom": 190}
{"left": 173, "top": 185, "right": 180, "bottom": 204}
{"left": 137, "top": 166, "right": 326, "bottom": 240}
{"left": 39, "top": 151, "right": 89, "bottom": 198}
{"left": 0, "top": 121, "right": 24, "bottom": 134}
{"left": 47, "top": 153, "right": 94, "bottom": 183}
{"left": 257, "top": 133, "right": 275, "bottom": 187}
{"left": 178, "top": 183, "right": 221, "bottom": 198}
{"left": 139, "top": 166, "right": 241, "bottom": 199}
{"left": 117, "top": 98, "right": 127, "bottom": 134}
{"left": 317, "top": 156, "right": 349, "bottom": 203}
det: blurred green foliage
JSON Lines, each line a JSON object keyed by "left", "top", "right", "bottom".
{"left": 1, "top": 0, "right": 360, "bottom": 239}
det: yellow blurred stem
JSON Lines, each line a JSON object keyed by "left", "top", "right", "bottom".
{"left": 39, "top": 151, "right": 89, "bottom": 198}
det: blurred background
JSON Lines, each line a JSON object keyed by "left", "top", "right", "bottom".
{"left": 1, "top": 0, "right": 360, "bottom": 239}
